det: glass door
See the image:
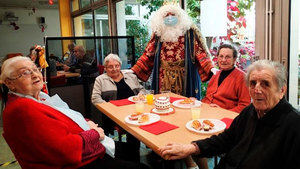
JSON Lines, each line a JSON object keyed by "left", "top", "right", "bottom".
{"left": 288, "top": 0, "right": 300, "bottom": 109}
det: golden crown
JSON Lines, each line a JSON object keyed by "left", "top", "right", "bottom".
{"left": 163, "top": 0, "right": 178, "bottom": 6}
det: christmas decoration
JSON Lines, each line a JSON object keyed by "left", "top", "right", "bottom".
{"left": 10, "top": 22, "right": 19, "bottom": 30}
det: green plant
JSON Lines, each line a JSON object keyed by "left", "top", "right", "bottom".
{"left": 138, "top": 0, "right": 201, "bottom": 21}
{"left": 125, "top": 3, "right": 150, "bottom": 61}
{"left": 186, "top": 0, "right": 201, "bottom": 23}
{"left": 227, "top": 0, "right": 254, "bottom": 41}
{"left": 138, "top": 0, "right": 164, "bottom": 19}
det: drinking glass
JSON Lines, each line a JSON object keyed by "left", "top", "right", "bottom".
{"left": 135, "top": 101, "right": 145, "bottom": 113}
{"left": 191, "top": 104, "right": 201, "bottom": 120}
{"left": 146, "top": 90, "right": 154, "bottom": 105}
{"left": 161, "top": 90, "right": 171, "bottom": 100}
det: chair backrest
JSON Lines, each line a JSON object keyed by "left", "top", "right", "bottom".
{"left": 49, "top": 75, "right": 67, "bottom": 87}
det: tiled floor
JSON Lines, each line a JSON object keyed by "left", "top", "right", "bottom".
{"left": 0, "top": 126, "right": 215, "bottom": 169}
{"left": 0, "top": 127, "right": 21, "bottom": 169}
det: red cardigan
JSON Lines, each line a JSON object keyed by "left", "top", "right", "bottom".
{"left": 202, "top": 68, "right": 251, "bottom": 113}
{"left": 2, "top": 94, "right": 105, "bottom": 169}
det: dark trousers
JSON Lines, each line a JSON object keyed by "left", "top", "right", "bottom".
{"left": 115, "top": 138, "right": 140, "bottom": 163}
{"left": 103, "top": 115, "right": 140, "bottom": 163}
{"left": 79, "top": 154, "right": 149, "bottom": 169}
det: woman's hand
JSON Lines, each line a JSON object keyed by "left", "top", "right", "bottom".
{"left": 94, "top": 127, "right": 105, "bottom": 141}
{"left": 158, "top": 143, "right": 197, "bottom": 160}
{"left": 87, "top": 121, "right": 105, "bottom": 141}
{"left": 209, "top": 103, "right": 220, "bottom": 108}
{"left": 211, "top": 68, "right": 219, "bottom": 75}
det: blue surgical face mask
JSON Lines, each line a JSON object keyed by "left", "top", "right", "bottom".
{"left": 164, "top": 15, "right": 178, "bottom": 27}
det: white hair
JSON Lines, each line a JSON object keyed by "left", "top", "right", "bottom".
{"left": 246, "top": 60, "right": 287, "bottom": 90}
{"left": 0, "top": 56, "right": 32, "bottom": 81}
{"left": 75, "top": 45, "right": 86, "bottom": 53}
{"left": 150, "top": 4, "right": 193, "bottom": 42}
{"left": 103, "top": 53, "right": 122, "bottom": 67}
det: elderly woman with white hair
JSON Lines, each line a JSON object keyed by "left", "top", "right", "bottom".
{"left": 91, "top": 53, "right": 144, "bottom": 162}
{"left": 1, "top": 56, "right": 149, "bottom": 169}
{"left": 159, "top": 60, "right": 300, "bottom": 169}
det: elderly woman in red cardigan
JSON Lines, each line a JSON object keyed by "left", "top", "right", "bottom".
{"left": 202, "top": 44, "right": 251, "bottom": 113}
{"left": 1, "top": 56, "right": 148, "bottom": 169}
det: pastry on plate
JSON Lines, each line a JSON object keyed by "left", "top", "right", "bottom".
{"left": 180, "top": 98, "right": 195, "bottom": 104}
{"left": 203, "top": 125, "right": 211, "bottom": 131}
{"left": 202, "top": 120, "right": 214, "bottom": 131}
{"left": 129, "top": 112, "right": 142, "bottom": 121}
{"left": 138, "top": 94, "right": 146, "bottom": 101}
{"left": 192, "top": 120, "right": 202, "bottom": 131}
{"left": 138, "top": 114, "right": 149, "bottom": 123}
{"left": 203, "top": 120, "right": 214, "bottom": 127}
{"left": 132, "top": 96, "right": 139, "bottom": 102}
{"left": 132, "top": 94, "right": 146, "bottom": 102}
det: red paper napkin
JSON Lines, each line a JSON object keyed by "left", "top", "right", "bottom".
{"left": 139, "top": 121, "right": 179, "bottom": 135}
{"left": 221, "top": 118, "right": 234, "bottom": 129}
{"left": 169, "top": 97, "right": 183, "bottom": 103}
{"left": 109, "top": 99, "right": 134, "bottom": 106}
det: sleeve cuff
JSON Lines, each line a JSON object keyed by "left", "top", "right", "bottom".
{"left": 191, "top": 142, "right": 200, "bottom": 155}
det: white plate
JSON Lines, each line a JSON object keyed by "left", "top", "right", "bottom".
{"left": 128, "top": 96, "right": 147, "bottom": 103}
{"left": 125, "top": 113, "right": 160, "bottom": 126}
{"left": 186, "top": 119, "right": 226, "bottom": 134}
{"left": 172, "top": 100, "right": 202, "bottom": 109}
{"left": 151, "top": 107, "right": 175, "bottom": 115}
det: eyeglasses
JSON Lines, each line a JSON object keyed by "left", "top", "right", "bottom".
{"left": 218, "top": 55, "right": 233, "bottom": 60}
{"left": 106, "top": 64, "right": 120, "bottom": 70}
{"left": 10, "top": 67, "right": 42, "bottom": 80}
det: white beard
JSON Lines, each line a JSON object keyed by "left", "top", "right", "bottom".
{"left": 159, "top": 25, "right": 188, "bottom": 42}
{"left": 150, "top": 4, "right": 193, "bottom": 43}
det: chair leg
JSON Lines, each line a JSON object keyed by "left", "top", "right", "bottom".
{"left": 193, "top": 157, "right": 208, "bottom": 169}
{"left": 214, "top": 156, "right": 218, "bottom": 167}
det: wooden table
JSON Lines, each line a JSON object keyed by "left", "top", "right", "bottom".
{"left": 56, "top": 71, "right": 80, "bottom": 78}
{"left": 96, "top": 93, "right": 238, "bottom": 158}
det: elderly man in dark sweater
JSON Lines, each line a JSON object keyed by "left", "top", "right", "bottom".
{"left": 159, "top": 60, "right": 300, "bottom": 169}
{"left": 63, "top": 45, "right": 99, "bottom": 83}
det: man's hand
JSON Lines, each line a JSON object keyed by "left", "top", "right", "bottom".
{"left": 63, "top": 64, "right": 70, "bottom": 71}
{"left": 211, "top": 68, "right": 219, "bottom": 75}
{"left": 158, "top": 143, "right": 197, "bottom": 160}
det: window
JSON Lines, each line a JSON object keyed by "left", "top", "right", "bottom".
{"left": 74, "top": 12, "right": 94, "bottom": 36}
{"left": 71, "top": 0, "right": 79, "bottom": 12}
{"left": 95, "top": 6, "right": 110, "bottom": 62}
{"left": 81, "top": 0, "right": 91, "bottom": 8}
{"left": 116, "top": 0, "right": 152, "bottom": 62}
{"left": 197, "top": 0, "right": 256, "bottom": 72}
{"left": 288, "top": 0, "right": 300, "bottom": 109}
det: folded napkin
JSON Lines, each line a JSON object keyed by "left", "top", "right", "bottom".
{"left": 139, "top": 121, "right": 179, "bottom": 135}
{"left": 109, "top": 99, "right": 134, "bottom": 106}
{"left": 169, "top": 97, "right": 184, "bottom": 103}
{"left": 221, "top": 118, "right": 234, "bottom": 129}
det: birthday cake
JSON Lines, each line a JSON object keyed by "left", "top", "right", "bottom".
{"left": 154, "top": 96, "right": 170, "bottom": 112}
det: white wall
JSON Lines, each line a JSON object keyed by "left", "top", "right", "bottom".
{"left": 0, "top": 8, "right": 61, "bottom": 59}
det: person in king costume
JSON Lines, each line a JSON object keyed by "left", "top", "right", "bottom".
{"left": 131, "top": 3, "right": 217, "bottom": 99}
